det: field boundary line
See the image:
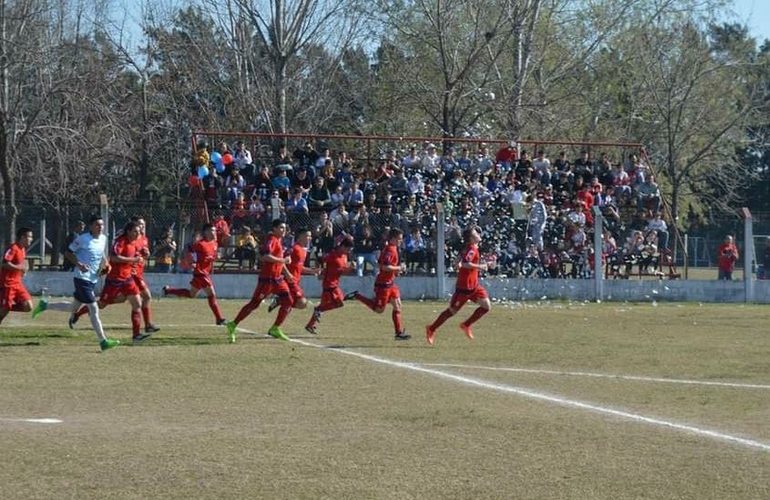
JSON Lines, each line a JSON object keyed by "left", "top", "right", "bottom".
{"left": 421, "top": 363, "right": 770, "bottom": 390}
{"left": 278, "top": 334, "right": 770, "bottom": 453}
{"left": 0, "top": 417, "right": 62, "bottom": 424}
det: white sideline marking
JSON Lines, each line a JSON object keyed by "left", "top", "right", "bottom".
{"left": 0, "top": 418, "right": 62, "bottom": 424}
{"left": 421, "top": 363, "right": 770, "bottom": 390}
{"left": 267, "top": 333, "right": 770, "bottom": 453}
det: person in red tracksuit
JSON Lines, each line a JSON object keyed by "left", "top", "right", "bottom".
{"left": 162, "top": 223, "right": 227, "bottom": 326}
{"left": 227, "top": 219, "right": 293, "bottom": 343}
{"left": 347, "top": 228, "right": 411, "bottom": 341}
{"left": 425, "top": 226, "right": 492, "bottom": 346}
{"left": 304, "top": 237, "right": 355, "bottom": 335}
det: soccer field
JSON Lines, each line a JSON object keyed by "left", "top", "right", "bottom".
{"left": 2, "top": 298, "right": 770, "bottom": 499}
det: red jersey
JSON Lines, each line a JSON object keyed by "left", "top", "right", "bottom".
{"left": 108, "top": 235, "right": 138, "bottom": 281}
{"left": 375, "top": 243, "right": 399, "bottom": 286}
{"left": 287, "top": 243, "right": 307, "bottom": 284}
{"left": 1, "top": 242, "right": 25, "bottom": 287}
{"left": 192, "top": 238, "right": 218, "bottom": 276}
{"left": 456, "top": 243, "right": 481, "bottom": 290}
{"left": 259, "top": 234, "right": 284, "bottom": 280}
{"left": 134, "top": 234, "right": 150, "bottom": 277}
{"left": 321, "top": 250, "right": 348, "bottom": 289}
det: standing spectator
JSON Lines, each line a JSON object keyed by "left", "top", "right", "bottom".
{"left": 495, "top": 140, "right": 518, "bottom": 173}
{"left": 420, "top": 143, "right": 440, "bottom": 180}
{"left": 353, "top": 225, "right": 378, "bottom": 277}
{"left": 153, "top": 227, "right": 177, "bottom": 273}
{"left": 162, "top": 224, "right": 227, "bottom": 325}
{"left": 528, "top": 193, "right": 548, "bottom": 251}
{"left": 346, "top": 228, "right": 411, "bottom": 341}
{"left": 425, "top": 227, "right": 491, "bottom": 345}
{"left": 62, "top": 220, "right": 85, "bottom": 271}
{"left": 717, "top": 235, "right": 739, "bottom": 280}
{"left": 291, "top": 166, "right": 313, "bottom": 194}
{"left": 313, "top": 211, "right": 335, "bottom": 261}
{"left": 532, "top": 150, "right": 552, "bottom": 186}
{"left": 293, "top": 141, "right": 319, "bottom": 177}
{"left": 253, "top": 164, "right": 273, "bottom": 201}
{"left": 226, "top": 219, "right": 294, "bottom": 343}
{"left": 233, "top": 140, "right": 253, "bottom": 181}
{"left": 760, "top": 238, "right": 770, "bottom": 280}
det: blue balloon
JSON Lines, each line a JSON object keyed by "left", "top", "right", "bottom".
{"left": 197, "top": 165, "right": 209, "bottom": 178}
{"left": 210, "top": 151, "right": 223, "bottom": 165}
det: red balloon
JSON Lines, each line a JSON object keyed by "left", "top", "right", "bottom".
{"left": 222, "top": 153, "right": 234, "bottom": 165}
{"left": 189, "top": 174, "right": 201, "bottom": 187}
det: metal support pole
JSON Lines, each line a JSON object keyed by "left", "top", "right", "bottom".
{"left": 436, "top": 203, "right": 446, "bottom": 300}
{"left": 742, "top": 208, "right": 753, "bottom": 302}
{"left": 593, "top": 206, "right": 603, "bottom": 302}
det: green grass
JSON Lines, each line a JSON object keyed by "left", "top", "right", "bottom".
{"left": 1, "top": 297, "right": 770, "bottom": 499}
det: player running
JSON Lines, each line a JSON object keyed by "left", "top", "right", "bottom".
{"left": 226, "top": 219, "right": 293, "bottom": 343}
{"left": 425, "top": 226, "right": 491, "bottom": 346}
{"left": 1, "top": 227, "right": 43, "bottom": 324}
{"left": 304, "top": 236, "right": 355, "bottom": 334}
{"left": 267, "top": 227, "right": 320, "bottom": 314}
{"left": 346, "top": 228, "right": 411, "bottom": 340}
{"left": 162, "top": 223, "right": 227, "bottom": 326}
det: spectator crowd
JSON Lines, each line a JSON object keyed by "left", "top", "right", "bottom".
{"left": 184, "top": 138, "right": 672, "bottom": 279}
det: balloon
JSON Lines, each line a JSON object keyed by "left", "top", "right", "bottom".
{"left": 210, "top": 152, "right": 222, "bottom": 165}
{"left": 197, "top": 165, "right": 209, "bottom": 178}
{"left": 222, "top": 153, "right": 234, "bottom": 165}
{"left": 188, "top": 175, "right": 200, "bottom": 187}
{"left": 215, "top": 162, "right": 226, "bottom": 174}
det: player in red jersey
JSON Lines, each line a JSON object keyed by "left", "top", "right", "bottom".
{"left": 131, "top": 215, "right": 160, "bottom": 333}
{"left": 227, "top": 219, "right": 293, "bottom": 343}
{"left": 304, "top": 236, "right": 355, "bottom": 334}
{"left": 0, "top": 228, "right": 37, "bottom": 324}
{"left": 95, "top": 220, "right": 147, "bottom": 343}
{"left": 162, "top": 223, "right": 226, "bottom": 325}
{"left": 268, "top": 228, "right": 320, "bottom": 314}
{"left": 425, "top": 226, "right": 491, "bottom": 345}
{"left": 347, "top": 228, "right": 411, "bottom": 340}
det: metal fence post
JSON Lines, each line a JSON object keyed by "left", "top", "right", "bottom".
{"left": 593, "top": 206, "right": 603, "bottom": 302}
{"left": 742, "top": 208, "right": 753, "bottom": 302}
{"left": 435, "top": 203, "right": 446, "bottom": 301}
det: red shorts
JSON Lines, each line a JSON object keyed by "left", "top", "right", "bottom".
{"left": 252, "top": 278, "right": 293, "bottom": 306}
{"left": 0, "top": 285, "right": 31, "bottom": 310}
{"left": 134, "top": 275, "right": 148, "bottom": 292}
{"left": 450, "top": 286, "right": 489, "bottom": 310}
{"left": 319, "top": 287, "right": 344, "bottom": 308}
{"left": 288, "top": 281, "right": 306, "bottom": 302}
{"left": 373, "top": 284, "right": 400, "bottom": 310}
{"left": 100, "top": 279, "right": 141, "bottom": 304}
{"left": 190, "top": 274, "right": 214, "bottom": 291}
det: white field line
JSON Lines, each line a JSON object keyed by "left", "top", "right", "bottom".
{"left": 0, "top": 418, "right": 62, "bottom": 424}
{"left": 228, "top": 328, "right": 770, "bottom": 453}
{"left": 421, "top": 363, "right": 770, "bottom": 390}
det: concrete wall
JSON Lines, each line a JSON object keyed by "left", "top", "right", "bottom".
{"left": 24, "top": 271, "right": 770, "bottom": 304}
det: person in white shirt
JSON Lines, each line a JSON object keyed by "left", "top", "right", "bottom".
{"left": 645, "top": 211, "right": 669, "bottom": 252}
{"left": 421, "top": 144, "right": 440, "bottom": 179}
{"left": 532, "top": 150, "right": 552, "bottom": 186}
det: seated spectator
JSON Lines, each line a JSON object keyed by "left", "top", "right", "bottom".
{"left": 234, "top": 226, "right": 257, "bottom": 270}
{"left": 271, "top": 168, "right": 291, "bottom": 199}
{"left": 353, "top": 225, "right": 378, "bottom": 276}
{"left": 495, "top": 140, "right": 518, "bottom": 173}
{"left": 637, "top": 174, "right": 662, "bottom": 213}
{"left": 330, "top": 204, "right": 350, "bottom": 228}
{"left": 308, "top": 176, "right": 332, "bottom": 211}
{"left": 253, "top": 164, "right": 273, "bottom": 201}
{"left": 231, "top": 191, "right": 248, "bottom": 229}
{"left": 291, "top": 166, "right": 313, "bottom": 194}
{"left": 346, "top": 180, "right": 364, "bottom": 207}
{"left": 248, "top": 194, "right": 265, "bottom": 222}
{"left": 234, "top": 140, "right": 254, "bottom": 181}
{"left": 532, "top": 150, "right": 552, "bottom": 186}
{"left": 336, "top": 161, "right": 355, "bottom": 189}
{"left": 330, "top": 184, "right": 346, "bottom": 208}
{"left": 646, "top": 211, "right": 669, "bottom": 252}
{"left": 225, "top": 170, "right": 245, "bottom": 204}
{"left": 404, "top": 226, "right": 427, "bottom": 273}
{"left": 285, "top": 187, "right": 309, "bottom": 214}
{"left": 612, "top": 163, "right": 632, "bottom": 204}
{"left": 202, "top": 169, "right": 224, "bottom": 207}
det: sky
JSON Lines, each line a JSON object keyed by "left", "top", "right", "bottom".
{"left": 731, "top": 0, "right": 770, "bottom": 44}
